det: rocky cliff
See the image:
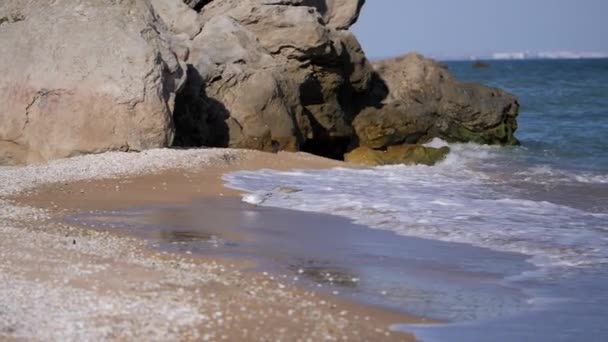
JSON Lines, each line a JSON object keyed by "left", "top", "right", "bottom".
{"left": 0, "top": 0, "right": 519, "bottom": 165}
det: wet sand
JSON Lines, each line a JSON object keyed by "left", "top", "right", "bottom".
{"left": 4, "top": 149, "right": 430, "bottom": 341}
{"left": 67, "top": 197, "right": 519, "bottom": 319}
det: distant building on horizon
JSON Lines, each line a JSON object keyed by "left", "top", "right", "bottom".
{"left": 432, "top": 51, "right": 608, "bottom": 61}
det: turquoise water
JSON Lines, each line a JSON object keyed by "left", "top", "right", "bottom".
{"left": 225, "top": 59, "right": 608, "bottom": 341}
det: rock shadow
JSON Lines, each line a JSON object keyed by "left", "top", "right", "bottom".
{"left": 173, "top": 65, "right": 230, "bottom": 148}
{"left": 185, "top": 0, "right": 214, "bottom": 12}
{"left": 298, "top": 76, "right": 352, "bottom": 160}
{"left": 361, "top": 71, "right": 389, "bottom": 108}
{"left": 301, "top": 0, "right": 329, "bottom": 17}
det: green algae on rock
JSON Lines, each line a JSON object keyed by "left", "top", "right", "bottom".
{"left": 344, "top": 145, "right": 450, "bottom": 166}
{"left": 352, "top": 103, "right": 435, "bottom": 150}
{"left": 437, "top": 118, "right": 519, "bottom": 146}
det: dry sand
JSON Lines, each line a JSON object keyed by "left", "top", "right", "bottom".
{"left": 1, "top": 148, "right": 430, "bottom": 341}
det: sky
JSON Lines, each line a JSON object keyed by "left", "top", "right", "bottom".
{"left": 352, "top": 0, "right": 608, "bottom": 59}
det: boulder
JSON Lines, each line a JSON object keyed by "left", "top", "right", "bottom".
{"left": 344, "top": 145, "right": 450, "bottom": 166}
{"left": 370, "top": 53, "right": 519, "bottom": 145}
{"left": 436, "top": 82, "right": 519, "bottom": 145}
{"left": 353, "top": 103, "right": 435, "bottom": 149}
{"left": 175, "top": 0, "right": 375, "bottom": 158}
{"left": 0, "top": 0, "right": 186, "bottom": 165}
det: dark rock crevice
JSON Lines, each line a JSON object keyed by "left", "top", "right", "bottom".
{"left": 183, "top": 0, "right": 214, "bottom": 12}
{"left": 173, "top": 65, "right": 230, "bottom": 148}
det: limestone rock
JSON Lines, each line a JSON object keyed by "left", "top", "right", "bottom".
{"left": 200, "top": 0, "right": 333, "bottom": 60}
{"left": 259, "top": 0, "right": 365, "bottom": 29}
{"left": 0, "top": 0, "right": 520, "bottom": 165}
{"left": 300, "top": 0, "right": 366, "bottom": 30}
{"left": 353, "top": 103, "right": 435, "bottom": 149}
{"left": 177, "top": 0, "right": 375, "bottom": 158}
{"left": 371, "top": 53, "right": 519, "bottom": 145}
{"left": 344, "top": 145, "right": 450, "bottom": 166}
{"left": 0, "top": 0, "right": 185, "bottom": 165}
{"left": 324, "top": 0, "right": 366, "bottom": 29}
{"left": 178, "top": 14, "right": 298, "bottom": 151}
{"left": 436, "top": 82, "right": 519, "bottom": 145}
{"left": 150, "top": 0, "right": 202, "bottom": 39}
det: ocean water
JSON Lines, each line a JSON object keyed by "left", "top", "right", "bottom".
{"left": 224, "top": 59, "right": 608, "bottom": 341}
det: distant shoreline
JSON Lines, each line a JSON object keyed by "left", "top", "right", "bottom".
{"left": 368, "top": 54, "right": 608, "bottom": 62}
{"left": 441, "top": 56, "right": 608, "bottom": 62}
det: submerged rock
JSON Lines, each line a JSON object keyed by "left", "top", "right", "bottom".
{"left": 472, "top": 61, "right": 491, "bottom": 69}
{"left": 344, "top": 145, "right": 450, "bottom": 166}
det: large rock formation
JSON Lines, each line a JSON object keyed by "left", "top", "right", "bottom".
{"left": 0, "top": 0, "right": 186, "bottom": 165}
{"left": 171, "top": 0, "right": 374, "bottom": 159}
{"left": 0, "top": 0, "right": 520, "bottom": 166}
{"left": 153, "top": 1, "right": 519, "bottom": 161}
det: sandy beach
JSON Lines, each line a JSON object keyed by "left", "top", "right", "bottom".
{"left": 1, "top": 148, "right": 429, "bottom": 341}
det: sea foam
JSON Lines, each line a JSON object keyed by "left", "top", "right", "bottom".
{"left": 225, "top": 141, "right": 608, "bottom": 273}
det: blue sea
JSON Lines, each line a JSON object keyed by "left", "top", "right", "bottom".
{"left": 223, "top": 59, "right": 608, "bottom": 341}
